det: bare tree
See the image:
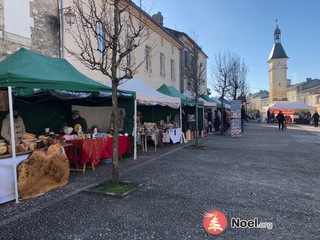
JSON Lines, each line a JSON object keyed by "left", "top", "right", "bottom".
{"left": 185, "top": 33, "right": 206, "bottom": 147}
{"left": 228, "top": 54, "right": 249, "bottom": 100}
{"left": 211, "top": 50, "right": 232, "bottom": 134}
{"left": 65, "top": 0, "right": 149, "bottom": 185}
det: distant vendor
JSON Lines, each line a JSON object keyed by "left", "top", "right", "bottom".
{"left": 1, "top": 109, "right": 26, "bottom": 143}
{"left": 68, "top": 110, "right": 88, "bottom": 134}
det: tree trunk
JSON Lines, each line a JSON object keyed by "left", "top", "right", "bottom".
{"left": 112, "top": 81, "right": 119, "bottom": 185}
{"left": 195, "top": 103, "right": 199, "bottom": 147}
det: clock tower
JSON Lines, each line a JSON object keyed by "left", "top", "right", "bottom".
{"left": 268, "top": 24, "right": 289, "bottom": 102}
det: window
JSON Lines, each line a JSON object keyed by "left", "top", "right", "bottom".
{"left": 170, "top": 59, "right": 175, "bottom": 81}
{"left": 161, "top": 37, "right": 163, "bottom": 47}
{"left": 126, "top": 37, "right": 132, "bottom": 66}
{"left": 145, "top": 46, "right": 151, "bottom": 72}
{"left": 307, "top": 96, "right": 311, "bottom": 105}
{"left": 4, "top": 0, "right": 32, "bottom": 38}
{"left": 146, "top": 27, "right": 151, "bottom": 39}
{"left": 97, "top": 22, "right": 105, "bottom": 53}
{"left": 160, "top": 53, "right": 165, "bottom": 77}
{"left": 190, "top": 54, "right": 195, "bottom": 69}
{"left": 184, "top": 50, "right": 188, "bottom": 68}
{"left": 171, "top": 45, "right": 174, "bottom": 54}
{"left": 183, "top": 76, "right": 188, "bottom": 92}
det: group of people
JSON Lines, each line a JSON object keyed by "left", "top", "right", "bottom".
{"left": 204, "top": 108, "right": 231, "bottom": 134}
{"left": 266, "top": 109, "right": 275, "bottom": 123}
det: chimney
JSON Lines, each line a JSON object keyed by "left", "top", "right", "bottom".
{"left": 306, "top": 78, "right": 312, "bottom": 82}
{"left": 152, "top": 11, "right": 163, "bottom": 26}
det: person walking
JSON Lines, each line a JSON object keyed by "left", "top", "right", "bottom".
{"left": 312, "top": 110, "right": 319, "bottom": 127}
{"left": 276, "top": 111, "right": 285, "bottom": 131}
{"left": 267, "top": 108, "right": 271, "bottom": 123}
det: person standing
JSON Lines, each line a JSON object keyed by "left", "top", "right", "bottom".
{"left": 68, "top": 110, "right": 88, "bottom": 134}
{"left": 312, "top": 110, "right": 319, "bottom": 127}
{"left": 207, "top": 109, "right": 213, "bottom": 134}
{"left": 270, "top": 111, "right": 275, "bottom": 123}
{"left": 306, "top": 111, "right": 311, "bottom": 124}
{"left": 213, "top": 109, "right": 221, "bottom": 132}
{"left": 256, "top": 110, "right": 261, "bottom": 123}
{"left": 181, "top": 110, "right": 188, "bottom": 135}
{"left": 267, "top": 108, "right": 271, "bottom": 123}
{"left": 241, "top": 105, "right": 249, "bottom": 133}
{"left": 1, "top": 109, "right": 26, "bottom": 143}
{"left": 276, "top": 111, "right": 285, "bottom": 131}
{"left": 299, "top": 111, "right": 305, "bottom": 124}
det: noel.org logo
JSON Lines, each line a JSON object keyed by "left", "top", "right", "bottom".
{"left": 203, "top": 210, "right": 274, "bottom": 235}
{"left": 202, "top": 210, "right": 227, "bottom": 235}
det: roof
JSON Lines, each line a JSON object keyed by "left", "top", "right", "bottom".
{"left": 268, "top": 43, "right": 288, "bottom": 60}
{"left": 287, "top": 78, "right": 320, "bottom": 93}
{"left": 248, "top": 90, "right": 269, "bottom": 99}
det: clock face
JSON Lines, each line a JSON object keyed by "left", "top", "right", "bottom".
{"left": 277, "top": 61, "right": 281, "bottom": 66}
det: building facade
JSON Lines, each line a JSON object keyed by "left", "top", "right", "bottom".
{"left": 1, "top": 0, "right": 209, "bottom": 96}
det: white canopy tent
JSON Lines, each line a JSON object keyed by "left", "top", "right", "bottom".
{"left": 116, "top": 78, "right": 181, "bottom": 108}
{"left": 262, "top": 101, "right": 316, "bottom": 123}
{"left": 268, "top": 101, "right": 315, "bottom": 110}
{"left": 107, "top": 78, "right": 181, "bottom": 160}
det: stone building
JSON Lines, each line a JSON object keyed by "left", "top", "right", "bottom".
{"left": 0, "top": 0, "right": 209, "bottom": 95}
{"left": 164, "top": 27, "right": 208, "bottom": 96}
{"left": 0, "top": 0, "right": 60, "bottom": 60}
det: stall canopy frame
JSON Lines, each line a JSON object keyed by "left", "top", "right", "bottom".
{"left": 0, "top": 48, "right": 134, "bottom": 204}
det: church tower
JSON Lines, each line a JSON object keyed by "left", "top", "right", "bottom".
{"left": 267, "top": 24, "right": 289, "bottom": 102}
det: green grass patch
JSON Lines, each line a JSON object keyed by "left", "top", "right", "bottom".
{"left": 92, "top": 180, "right": 139, "bottom": 195}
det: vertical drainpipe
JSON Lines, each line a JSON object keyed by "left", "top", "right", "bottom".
{"left": 59, "top": 0, "right": 65, "bottom": 58}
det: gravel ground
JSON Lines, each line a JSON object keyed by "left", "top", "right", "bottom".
{"left": 0, "top": 139, "right": 186, "bottom": 222}
{"left": 1, "top": 122, "right": 320, "bottom": 239}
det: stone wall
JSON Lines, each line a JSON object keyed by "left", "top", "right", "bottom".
{"left": 0, "top": 0, "right": 60, "bottom": 61}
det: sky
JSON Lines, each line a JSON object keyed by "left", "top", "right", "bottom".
{"left": 147, "top": 0, "right": 320, "bottom": 95}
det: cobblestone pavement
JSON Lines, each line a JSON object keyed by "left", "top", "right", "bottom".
{"left": 0, "top": 122, "right": 319, "bottom": 239}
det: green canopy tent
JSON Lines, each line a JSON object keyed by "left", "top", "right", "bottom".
{"left": 157, "top": 84, "right": 204, "bottom": 132}
{"left": 0, "top": 48, "right": 134, "bottom": 204}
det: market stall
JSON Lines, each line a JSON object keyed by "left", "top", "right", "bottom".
{"left": 109, "top": 78, "right": 181, "bottom": 154}
{"left": 263, "top": 101, "right": 315, "bottom": 123}
{"left": 0, "top": 48, "right": 134, "bottom": 204}
{"left": 157, "top": 84, "right": 205, "bottom": 140}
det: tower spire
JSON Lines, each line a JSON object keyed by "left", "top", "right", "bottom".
{"left": 274, "top": 20, "right": 281, "bottom": 43}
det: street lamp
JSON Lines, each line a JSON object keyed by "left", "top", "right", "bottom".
{"left": 59, "top": 6, "right": 76, "bottom": 58}
{"left": 63, "top": 6, "right": 76, "bottom": 26}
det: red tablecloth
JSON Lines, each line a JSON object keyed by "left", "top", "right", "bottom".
{"left": 99, "top": 136, "right": 131, "bottom": 159}
{"left": 65, "top": 136, "right": 131, "bottom": 165}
